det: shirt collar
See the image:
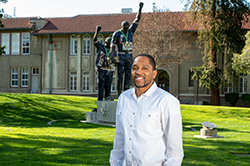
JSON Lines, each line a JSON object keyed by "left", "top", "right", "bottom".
{"left": 131, "top": 82, "right": 157, "bottom": 98}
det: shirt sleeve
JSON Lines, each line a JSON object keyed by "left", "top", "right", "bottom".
{"left": 109, "top": 98, "right": 125, "bottom": 166}
{"left": 161, "top": 96, "right": 184, "bottom": 166}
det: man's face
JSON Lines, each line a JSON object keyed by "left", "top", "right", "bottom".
{"left": 122, "top": 26, "right": 129, "bottom": 34}
{"left": 131, "top": 56, "right": 157, "bottom": 90}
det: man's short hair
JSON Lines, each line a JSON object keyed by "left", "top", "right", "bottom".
{"left": 121, "top": 21, "right": 130, "bottom": 27}
{"left": 133, "top": 54, "right": 156, "bottom": 70}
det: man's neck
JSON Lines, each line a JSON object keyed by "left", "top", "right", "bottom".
{"left": 135, "top": 82, "right": 154, "bottom": 97}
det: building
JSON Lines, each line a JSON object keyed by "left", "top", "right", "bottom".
{"left": 0, "top": 12, "right": 249, "bottom": 106}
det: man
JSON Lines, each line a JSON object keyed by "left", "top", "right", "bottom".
{"left": 110, "top": 2, "right": 143, "bottom": 96}
{"left": 93, "top": 25, "right": 115, "bottom": 100}
{"left": 110, "top": 54, "right": 184, "bottom": 165}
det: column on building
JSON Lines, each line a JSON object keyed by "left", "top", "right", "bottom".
{"left": 77, "top": 35, "right": 82, "bottom": 92}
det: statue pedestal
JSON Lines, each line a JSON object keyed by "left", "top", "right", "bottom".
{"left": 84, "top": 101, "right": 117, "bottom": 127}
{"left": 97, "top": 101, "right": 117, "bottom": 124}
{"left": 194, "top": 122, "right": 224, "bottom": 139}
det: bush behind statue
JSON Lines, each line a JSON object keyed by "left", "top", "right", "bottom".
{"left": 241, "top": 94, "right": 250, "bottom": 104}
{"left": 225, "top": 93, "right": 239, "bottom": 106}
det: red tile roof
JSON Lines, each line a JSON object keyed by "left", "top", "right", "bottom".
{"left": 33, "top": 13, "right": 138, "bottom": 34}
{"left": 1, "top": 18, "right": 35, "bottom": 30}
{"left": 1, "top": 12, "right": 249, "bottom": 34}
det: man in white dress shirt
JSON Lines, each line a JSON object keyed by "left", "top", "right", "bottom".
{"left": 109, "top": 54, "right": 184, "bottom": 166}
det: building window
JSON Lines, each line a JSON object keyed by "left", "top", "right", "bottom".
{"left": 111, "top": 73, "right": 116, "bottom": 92}
{"left": 32, "top": 67, "right": 39, "bottom": 75}
{"left": 239, "top": 73, "right": 247, "bottom": 93}
{"left": 224, "top": 78, "right": 233, "bottom": 93}
{"left": 189, "top": 70, "right": 194, "bottom": 87}
{"left": 70, "top": 35, "right": 78, "bottom": 55}
{"left": 12, "top": 33, "right": 20, "bottom": 55}
{"left": 82, "top": 72, "right": 90, "bottom": 91}
{"left": 22, "top": 33, "right": 30, "bottom": 54}
{"left": 11, "top": 67, "right": 18, "bottom": 87}
{"left": 21, "top": 67, "right": 29, "bottom": 87}
{"left": 83, "top": 35, "right": 91, "bottom": 55}
{"left": 1, "top": 33, "right": 10, "bottom": 55}
{"left": 69, "top": 71, "right": 77, "bottom": 91}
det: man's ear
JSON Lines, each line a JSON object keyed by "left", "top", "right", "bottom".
{"left": 153, "top": 70, "right": 157, "bottom": 80}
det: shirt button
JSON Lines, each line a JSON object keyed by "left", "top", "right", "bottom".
{"left": 130, "top": 125, "right": 132, "bottom": 127}
{"left": 133, "top": 113, "right": 135, "bottom": 115}
{"left": 129, "top": 151, "right": 131, "bottom": 153}
{"left": 129, "top": 138, "right": 131, "bottom": 140}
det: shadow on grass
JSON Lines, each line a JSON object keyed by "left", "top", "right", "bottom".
{"left": 0, "top": 93, "right": 99, "bottom": 128}
{"left": 0, "top": 134, "right": 113, "bottom": 166}
{"left": 1, "top": 132, "right": 249, "bottom": 166}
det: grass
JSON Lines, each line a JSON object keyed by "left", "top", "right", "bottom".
{"left": 0, "top": 93, "right": 250, "bottom": 166}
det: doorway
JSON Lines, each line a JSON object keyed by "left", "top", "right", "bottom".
{"left": 157, "top": 70, "right": 170, "bottom": 92}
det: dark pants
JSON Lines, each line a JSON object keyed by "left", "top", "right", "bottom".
{"left": 97, "top": 69, "right": 113, "bottom": 101}
{"left": 117, "top": 54, "right": 132, "bottom": 92}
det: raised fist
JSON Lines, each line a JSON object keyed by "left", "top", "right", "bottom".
{"left": 139, "top": 2, "right": 144, "bottom": 8}
{"left": 96, "top": 25, "right": 101, "bottom": 32}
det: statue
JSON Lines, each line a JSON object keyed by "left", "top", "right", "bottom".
{"left": 110, "top": 2, "right": 144, "bottom": 96}
{"left": 93, "top": 25, "right": 115, "bottom": 100}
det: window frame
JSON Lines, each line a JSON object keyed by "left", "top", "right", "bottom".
{"left": 82, "top": 71, "right": 90, "bottom": 92}
{"left": 239, "top": 73, "right": 248, "bottom": 94}
{"left": 70, "top": 35, "right": 78, "bottom": 55}
{"left": 12, "top": 33, "right": 20, "bottom": 55}
{"left": 224, "top": 78, "right": 234, "bottom": 94}
{"left": 69, "top": 71, "right": 77, "bottom": 91}
{"left": 21, "top": 67, "right": 29, "bottom": 87}
{"left": 22, "top": 33, "right": 30, "bottom": 55}
{"left": 1, "top": 33, "right": 10, "bottom": 55}
{"left": 188, "top": 70, "right": 194, "bottom": 87}
{"left": 83, "top": 35, "right": 91, "bottom": 55}
{"left": 11, "top": 67, "right": 18, "bottom": 87}
{"left": 32, "top": 67, "right": 39, "bottom": 75}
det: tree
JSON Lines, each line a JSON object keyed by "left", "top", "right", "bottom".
{"left": 133, "top": 8, "right": 192, "bottom": 68}
{"left": 232, "top": 31, "right": 250, "bottom": 74}
{"left": 185, "top": 0, "right": 250, "bottom": 105}
{"left": 0, "top": 0, "right": 8, "bottom": 60}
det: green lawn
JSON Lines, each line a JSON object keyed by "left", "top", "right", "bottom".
{"left": 0, "top": 93, "right": 250, "bottom": 166}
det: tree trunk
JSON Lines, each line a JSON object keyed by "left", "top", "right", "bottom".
{"left": 210, "top": 0, "right": 221, "bottom": 106}
{"left": 211, "top": 87, "right": 220, "bottom": 106}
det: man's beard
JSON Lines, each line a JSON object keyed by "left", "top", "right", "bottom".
{"left": 134, "top": 79, "right": 151, "bottom": 88}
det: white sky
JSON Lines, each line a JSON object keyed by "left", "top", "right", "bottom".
{"left": 1, "top": 0, "right": 186, "bottom": 18}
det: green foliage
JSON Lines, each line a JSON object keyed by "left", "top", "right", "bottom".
{"left": 225, "top": 92, "right": 239, "bottom": 106}
{"left": 232, "top": 31, "right": 250, "bottom": 74}
{"left": 241, "top": 93, "right": 250, "bottom": 104}
{"left": 191, "top": 65, "right": 222, "bottom": 90}
{"left": 185, "top": 0, "right": 250, "bottom": 104}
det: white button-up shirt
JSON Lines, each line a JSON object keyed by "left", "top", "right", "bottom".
{"left": 110, "top": 82, "right": 184, "bottom": 166}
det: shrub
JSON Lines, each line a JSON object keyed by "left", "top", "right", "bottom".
{"left": 225, "top": 93, "right": 239, "bottom": 106}
{"left": 241, "top": 94, "right": 250, "bottom": 104}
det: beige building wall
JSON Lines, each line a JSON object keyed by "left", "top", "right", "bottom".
{"left": 0, "top": 29, "right": 42, "bottom": 93}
